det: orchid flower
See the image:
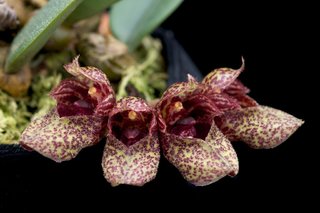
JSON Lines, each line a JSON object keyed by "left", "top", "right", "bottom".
{"left": 102, "top": 96, "right": 160, "bottom": 186}
{"left": 19, "top": 57, "right": 116, "bottom": 162}
{"left": 19, "top": 56, "right": 303, "bottom": 187}
{"left": 202, "top": 59, "right": 304, "bottom": 149}
{"left": 156, "top": 59, "right": 303, "bottom": 186}
{"left": 156, "top": 75, "right": 239, "bottom": 186}
{"left": 50, "top": 56, "right": 115, "bottom": 117}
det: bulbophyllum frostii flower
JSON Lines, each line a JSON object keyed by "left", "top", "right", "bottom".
{"left": 156, "top": 59, "right": 303, "bottom": 186}
{"left": 51, "top": 56, "right": 115, "bottom": 117}
{"left": 156, "top": 74, "right": 240, "bottom": 186}
{"left": 102, "top": 97, "right": 160, "bottom": 186}
{"left": 19, "top": 56, "right": 116, "bottom": 162}
{"left": 202, "top": 58, "right": 303, "bottom": 149}
{"left": 18, "top": 56, "right": 303, "bottom": 187}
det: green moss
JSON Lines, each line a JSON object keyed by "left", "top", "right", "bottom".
{"left": 117, "top": 36, "right": 167, "bottom": 101}
{"left": 0, "top": 71, "right": 61, "bottom": 144}
{"left": 0, "top": 90, "right": 31, "bottom": 144}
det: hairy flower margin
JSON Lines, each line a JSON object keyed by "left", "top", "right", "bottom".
{"left": 20, "top": 57, "right": 303, "bottom": 186}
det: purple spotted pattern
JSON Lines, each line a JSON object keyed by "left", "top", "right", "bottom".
{"left": 20, "top": 56, "right": 116, "bottom": 162}
{"left": 201, "top": 61, "right": 303, "bottom": 149}
{"left": 156, "top": 58, "right": 304, "bottom": 185}
{"left": 202, "top": 58, "right": 257, "bottom": 108}
{"left": 216, "top": 106, "right": 304, "bottom": 149}
{"left": 51, "top": 56, "right": 115, "bottom": 117}
{"left": 102, "top": 97, "right": 160, "bottom": 186}
{"left": 20, "top": 109, "right": 104, "bottom": 162}
{"left": 202, "top": 58, "right": 245, "bottom": 91}
{"left": 157, "top": 76, "right": 223, "bottom": 131}
{"left": 156, "top": 76, "right": 239, "bottom": 186}
{"left": 18, "top": 56, "right": 304, "bottom": 186}
{"left": 160, "top": 123, "right": 238, "bottom": 186}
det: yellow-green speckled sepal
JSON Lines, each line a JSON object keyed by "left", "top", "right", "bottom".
{"left": 20, "top": 109, "right": 104, "bottom": 162}
{"left": 218, "top": 106, "right": 304, "bottom": 149}
{"left": 102, "top": 134, "right": 160, "bottom": 187}
{"left": 161, "top": 123, "right": 238, "bottom": 186}
{"left": 202, "top": 58, "right": 244, "bottom": 91}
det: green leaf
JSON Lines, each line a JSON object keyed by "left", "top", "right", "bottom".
{"left": 5, "top": 0, "right": 84, "bottom": 74}
{"left": 65, "top": 0, "right": 119, "bottom": 25}
{"left": 110, "top": 0, "right": 182, "bottom": 51}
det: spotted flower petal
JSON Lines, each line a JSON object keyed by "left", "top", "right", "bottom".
{"left": 51, "top": 56, "right": 115, "bottom": 117}
{"left": 216, "top": 106, "right": 304, "bottom": 149}
{"left": 20, "top": 109, "right": 105, "bottom": 162}
{"left": 201, "top": 59, "right": 258, "bottom": 108}
{"left": 20, "top": 56, "right": 116, "bottom": 162}
{"left": 202, "top": 58, "right": 245, "bottom": 91}
{"left": 63, "top": 56, "right": 110, "bottom": 85}
{"left": 156, "top": 79, "right": 238, "bottom": 186}
{"left": 102, "top": 97, "right": 160, "bottom": 186}
{"left": 224, "top": 79, "right": 258, "bottom": 108}
{"left": 161, "top": 123, "right": 238, "bottom": 186}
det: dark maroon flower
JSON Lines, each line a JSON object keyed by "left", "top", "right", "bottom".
{"left": 202, "top": 59, "right": 303, "bottom": 149}
{"left": 20, "top": 57, "right": 116, "bottom": 162}
{"left": 51, "top": 56, "right": 115, "bottom": 117}
{"left": 156, "top": 75, "right": 239, "bottom": 186}
{"left": 156, "top": 59, "right": 303, "bottom": 186}
{"left": 102, "top": 97, "right": 160, "bottom": 186}
{"left": 19, "top": 56, "right": 303, "bottom": 186}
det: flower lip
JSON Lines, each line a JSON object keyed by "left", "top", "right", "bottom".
{"left": 159, "top": 89, "right": 221, "bottom": 140}
{"left": 109, "top": 110, "right": 152, "bottom": 146}
{"left": 107, "top": 97, "right": 156, "bottom": 146}
{"left": 168, "top": 108, "right": 213, "bottom": 140}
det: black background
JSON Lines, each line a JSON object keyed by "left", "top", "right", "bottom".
{"left": 1, "top": 1, "right": 317, "bottom": 211}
